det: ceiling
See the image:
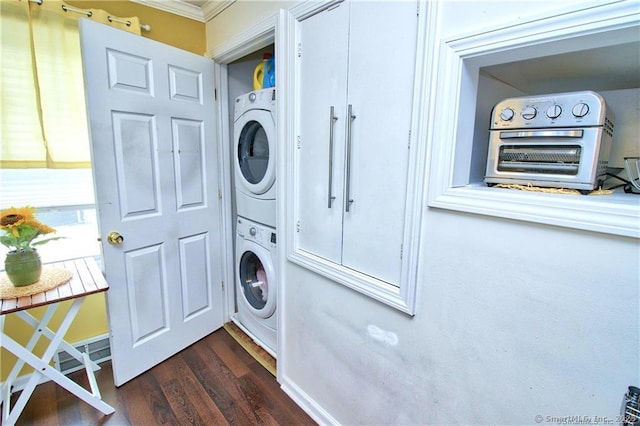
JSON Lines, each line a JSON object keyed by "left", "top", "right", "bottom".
{"left": 131, "top": 0, "right": 235, "bottom": 22}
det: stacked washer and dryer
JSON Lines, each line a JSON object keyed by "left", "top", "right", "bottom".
{"left": 232, "top": 88, "right": 278, "bottom": 356}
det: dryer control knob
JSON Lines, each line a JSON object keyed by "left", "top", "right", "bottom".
{"left": 249, "top": 227, "right": 257, "bottom": 236}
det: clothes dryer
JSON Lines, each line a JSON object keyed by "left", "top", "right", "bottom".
{"left": 234, "top": 216, "right": 277, "bottom": 355}
{"left": 233, "top": 88, "right": 276, "bottom": 228}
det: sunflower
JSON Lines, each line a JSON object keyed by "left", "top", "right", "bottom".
{"left": 0, "top": 206, "right": 62, "bottom": 252}
{"left": 24, "top": 217, "right": 56, "bottom": 235}
{"left": 0, "top": 206, "right": 36, "bottom": 237}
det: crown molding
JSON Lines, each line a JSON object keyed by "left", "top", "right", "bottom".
{"left": 131, "top": 0, "right": 235, "bottom": 23}
{"left": 201, "top": 1, "right": 235, "bottom": 22}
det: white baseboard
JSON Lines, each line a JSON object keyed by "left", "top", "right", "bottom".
{"left": 280, "top": 374, "right": 339, "bottom": 426}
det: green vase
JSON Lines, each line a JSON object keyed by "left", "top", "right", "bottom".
{"left": 4, "top": 250, "right": 42, "bottom": 287}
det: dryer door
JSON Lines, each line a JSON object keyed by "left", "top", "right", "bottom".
{"left": 237, "top": 239, "right": 277, "bottom": 318}
{"left": 234, "top": 109, "right": 276, "bottom": 195}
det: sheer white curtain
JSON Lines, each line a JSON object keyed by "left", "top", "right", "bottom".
{"left": 0, "top": 0, "right": 141, "bottom": 169}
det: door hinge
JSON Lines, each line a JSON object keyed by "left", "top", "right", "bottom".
{"left": 297, "top": 135, "right": 301, "bottom": 149}
{"left": 417, "top": 2, "right": 420, "bottom": 16}
{"left": 297, "top": 42, "right": 302, "bottom": 58}
{"left": 221, "top": 281, "right": 225, "bottom": 291}
{"left": 214, "top": 88, "right": 217, "bottom": 101}
{"left": 296, "top": 220, "right": 301, "bottom": 233}
{"left": 400, "top": 244, "right": 404, "bottom": 259}
{"left": 217, "top": 189, "right": 222, "bottom": 200}
{"left": 408, "top": 130, "right": 411, "bottom": 149}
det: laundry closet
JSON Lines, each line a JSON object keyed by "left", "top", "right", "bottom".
{"left": 225, "top": 44, "right": 278, "bottom": 357}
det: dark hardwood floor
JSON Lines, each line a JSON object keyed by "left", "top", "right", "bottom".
{"left": 9, "top": 328, "right": 316, "bottom": 426}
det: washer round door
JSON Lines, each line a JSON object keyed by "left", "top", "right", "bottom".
{"left": 236, "top": 239, "right": 276, "bottom": 319}
{"left": 234, "top": 109, "right": 276, "bottom": 195}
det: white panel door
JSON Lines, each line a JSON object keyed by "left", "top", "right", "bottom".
{"left": 341, "top": 1, "right": 418, "bottom": 285}
{"left": 80, "top": 19, "right": 224, "bottom": 386}
{"left": 297, "top": 3, "right": 350, "bottom": 264}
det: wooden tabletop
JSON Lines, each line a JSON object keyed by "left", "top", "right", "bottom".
{"left": 0, "top": 257, "right": 109, "bottom": 315}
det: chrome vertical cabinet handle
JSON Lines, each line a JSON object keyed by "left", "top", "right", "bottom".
{"left": 345, "top": 104, "right": 356, "bottom": 212}
{"left": 328, "top": 106, "right": 338, "bottom": 208}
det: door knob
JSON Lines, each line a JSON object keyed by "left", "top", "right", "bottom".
{"left": 106, "top": 232, "right": 124, "bottom": 245}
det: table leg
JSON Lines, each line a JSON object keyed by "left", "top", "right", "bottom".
{"left": 15, "top": 310, "right": 101, "bottom": 372}
{"left": 2, "top": 304, "right": 57, "bottom": 391}
{"left": 1, "top": 314, "right": 9, "bottom": 422}
{"left": 1, "top": 304, "right": 57, "bottom": 422}
{"left": 0, "top": 298, "right": 114, "bottom": 425}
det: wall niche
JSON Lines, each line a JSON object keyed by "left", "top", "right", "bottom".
{"left": 427, "top": 1, "right": 639, "bottom": 238}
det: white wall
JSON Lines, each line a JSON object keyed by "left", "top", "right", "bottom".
{"left": 205, "top": 0, "right": 292, "bottom": 50}
{"left": 207, "top": 1, "right": 640, "bottom": 424}
{"left": 285, "top": 213, "right": 638, "bottom": 424}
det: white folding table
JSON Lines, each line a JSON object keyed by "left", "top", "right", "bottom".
{"left": 0, "top": 257, "right": 114, "bottom": 425}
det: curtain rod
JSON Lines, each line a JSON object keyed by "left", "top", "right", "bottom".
{"left": 28, "top": 0, "right": 151, "bottom": 32}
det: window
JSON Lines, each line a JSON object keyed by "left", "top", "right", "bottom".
{"left": 0, "top": 0, "right": 91, "bottom": 169}
{"left": 0, "top": 169, "right": 99, "bottom": 263}
{"left": 0, "top": 1, "right": 139, "bottom": 263}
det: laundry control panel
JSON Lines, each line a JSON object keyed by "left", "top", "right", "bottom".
{"left": 237, "top": 217, "right": 276, "bottom": 248}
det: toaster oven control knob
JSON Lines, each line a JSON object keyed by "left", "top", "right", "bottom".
{"left": 546, "top": 104, "right": 562, "bottom": 119}
{"left": 572, "top": 102, "right": 589, "bottom": 118}
{"left": 521, "top": 106, "right": 537, "bottom": 120}
{"left": 499, "top": 108, "right": 514, "bottom": 121}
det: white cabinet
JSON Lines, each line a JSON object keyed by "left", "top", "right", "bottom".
{"left": 295, "top": 1, "right": 418, "bottom": 286}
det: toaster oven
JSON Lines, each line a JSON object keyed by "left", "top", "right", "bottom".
{"left": 484, "top": 91, "right": 615, "bottom": 193}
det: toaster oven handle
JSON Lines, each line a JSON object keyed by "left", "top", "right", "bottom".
{"left": 500, "top": 130, "right": 584, "bottom": 139}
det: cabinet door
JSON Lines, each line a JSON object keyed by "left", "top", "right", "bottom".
{"left": 297, "top": 3, "right": 350, "bottom": 264}
{"left": 341, "top": 1, "right": 418, "bottom": 285}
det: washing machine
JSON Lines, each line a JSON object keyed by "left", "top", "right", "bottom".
{"left": 233, "top": 88, "right": 276, "bottom": 228}
{"left": 234, "top": 216, "right": 277, "bottom": 355}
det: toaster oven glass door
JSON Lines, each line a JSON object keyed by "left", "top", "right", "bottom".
{"left": 485, "top": 127, "right": 606, "bottom": 188}
{"left": 497, "top": 144, "right": 582, "bottom": 175}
